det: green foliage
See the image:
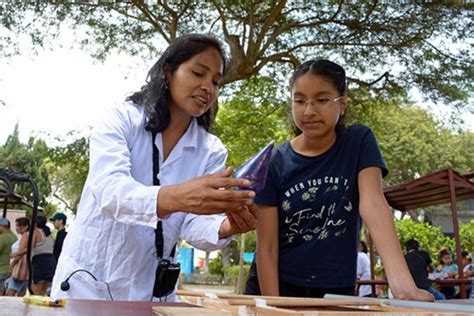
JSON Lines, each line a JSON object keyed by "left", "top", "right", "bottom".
{"left": 223, "top": 264, "right": 251, "bottom": 286}
{"left": 0, "top": 125, "right": 89, "bottom": 215}
{"left": 235, "top": 231, "right": 256, "bottom": 253}
{"left": 208, "top": 252, "right": 224, "bottom": 276}
{"left": 0, "top": 124, "right": 52, "bottom": 211}
{"left": 45, "top": 133, "right": 89, "bottom": 214}
{"left": 215, "top": 76, "right": 292, "bottom": 168}
{"left": 395, "top": 219, "right": 455, "bottom": 262}
{"left": 349, "top": 93, "right": 474, "bottom": 185}
{"left": 460, "top": 220, "right": 474, "bottom": 254}
{"left": 371, "top": 218, "right": 473, "bottom": 278}
{"left": 1, "top": 2, "right": 471, "bottom": 107}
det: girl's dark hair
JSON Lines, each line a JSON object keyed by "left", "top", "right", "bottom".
{"left": 359, "top": 240, "right": 368, "bottom": 254}
{"left": 439, "top": 249, "right": 452, "bottom": 264}
{"left": 15, "top": 217, "right": 30, "bottom": 228}
{"left": 127, "top": 33, "right": 227, "bottom": 133}
{"left": 36, "top": 215, "right": 51, "bottom": 237}
{"left": 289, "top": 59, "right": 347, "bottom": 135}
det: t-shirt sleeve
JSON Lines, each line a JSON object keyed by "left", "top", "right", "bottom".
{"left": 357, "top": 127, "right": 388, "bottom": 178}
{"left": 253, "top": 151, "right": 280, "bottom": 207}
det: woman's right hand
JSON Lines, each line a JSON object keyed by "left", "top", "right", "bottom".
{"left": 157, "top": 167, "right": 255, "bottom": 217}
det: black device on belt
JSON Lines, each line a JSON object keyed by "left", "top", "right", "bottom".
{"left": 151, "top": 131, "right": 180, "bottom": 298}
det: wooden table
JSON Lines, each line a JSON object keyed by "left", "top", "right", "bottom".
{"left": 356, "top": 279, "right": 473, "bottom": 298}
{"left": 0, "top": 297, "right": 196, "bottom": 316}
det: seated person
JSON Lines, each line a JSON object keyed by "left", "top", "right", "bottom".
{"left": 454, "top": 251, "right": 473, "bottom": 298}
{"left": 404, "top": 239, "right": 445, "bottom": 300}
{"left": 435, "top": 249, "right": 458, "bottom": 299}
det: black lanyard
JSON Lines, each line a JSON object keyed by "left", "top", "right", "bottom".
{"left": 151, "top": 131, "right": 176, "bottom": 259}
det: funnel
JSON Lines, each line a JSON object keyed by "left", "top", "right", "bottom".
{"left": 233, "top": 141, "right": 275, "bottom": 192}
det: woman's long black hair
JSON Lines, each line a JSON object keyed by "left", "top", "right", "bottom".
{"left": 127, "top": 34, "right": 227, "bottom": 133}
{"left": 36, "top": 215, "right": 51, "bottom": 237}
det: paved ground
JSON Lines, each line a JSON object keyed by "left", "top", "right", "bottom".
{"left": 181, "top": 283, "right": 236, "bottom": 293}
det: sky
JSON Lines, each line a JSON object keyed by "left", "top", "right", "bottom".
{"left": 0, "top": 34, "right": 153, "bottom": 146}
{"left": 1, "top": 33, "right": 473, "bottom": 147}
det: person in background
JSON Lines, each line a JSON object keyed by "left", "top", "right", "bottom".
{"left": 49, "top": 212, "right": 68, "bottom": 263}
{"left": 244, "top": 59, "right": 433, "bottom": 301}
{"left": 435, "top": 249, "right": 458, "bottom": 299}
{"left": 12, "top": 215, "right": 56, "bottom": 295}
{"left": 6, "top": 217, "right": 29, "bottom": 297}
{"left": 0, "top": 218, "right": 17, "bottom": 295}
{"left": 456, "top": 251, "right": 473, "bottom": 298}
{"left": 404, "top": 239, "right": 445, "bottom": 300}
{"left": 357, "top": 240, "right": 372, "bottom": 297}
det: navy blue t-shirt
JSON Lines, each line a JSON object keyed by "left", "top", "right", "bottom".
{"left": 255, "top": 124, "right": 388, "bottom": 288}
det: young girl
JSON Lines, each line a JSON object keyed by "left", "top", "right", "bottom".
{"left": 436, "top": 249, "right": 458, "bottom": 299}
{"left": 244, "top": 59, "right": 433, "bottom": 301}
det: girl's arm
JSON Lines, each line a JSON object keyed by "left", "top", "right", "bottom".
{"left": 358, "top": 167, "right": 434, "bottom": 301}
{"left": 256, "top": 205, "right": 280, "bottom": 296}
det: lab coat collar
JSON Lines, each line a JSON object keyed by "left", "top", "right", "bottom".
{"left": 154, "top": 118, "right": 199, "bottom": 167}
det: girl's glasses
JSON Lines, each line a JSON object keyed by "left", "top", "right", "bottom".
{"left": 292, "top": 96, "right": 343, "bottom": 111}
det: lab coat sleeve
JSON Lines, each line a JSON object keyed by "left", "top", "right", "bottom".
{"left": 88, "top": 103, "right": 160, "bottom": 229}
{"left": 181, "top": 137, "right": 232, "bottom": 250}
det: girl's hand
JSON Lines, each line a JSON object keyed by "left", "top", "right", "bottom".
{"left": 158, "top": 167, "right": 255, "bottom": 217}
{"left": 446, "top": 271, "right": 457, "bottom": 278}
{"left": 219, "top": 203, "right": 258, "bottom": 238}
{"left": 394, "top": 287, "right": 435, "bottom": 302}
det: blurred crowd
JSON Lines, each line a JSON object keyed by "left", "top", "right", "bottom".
{"left": 0, "top": 213, "right": 67, "bottom": 296}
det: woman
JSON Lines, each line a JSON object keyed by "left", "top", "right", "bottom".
{"left": 12, "top": 215, "right": 56, "bottom": 295}
{"left": 51, "top": 34, "right": 257, "bottom": 301}
{"left": 7, "top": 217, "right": 30, "bottom": 296}
{"left": 245, "top": 59, "right": 433, "bottom": 301}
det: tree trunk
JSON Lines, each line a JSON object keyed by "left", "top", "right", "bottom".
{"left": 236, "top": 233, "right": 246, "bottom": 294}
{"left": 204, "top": 251, "right": 210, "bottom": 274}
{"left": 221, "top": 245, "right": 232, "bottom": 268}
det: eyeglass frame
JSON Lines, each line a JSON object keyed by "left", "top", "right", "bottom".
{"left": 291, "top": 95, "right": 344, "bottom": 111}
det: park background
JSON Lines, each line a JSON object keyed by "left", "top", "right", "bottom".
{"left": 1, "top": 1, "right": 473, "bottom": 294}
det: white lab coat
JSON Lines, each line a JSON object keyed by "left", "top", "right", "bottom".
{"left": 51, "top": 101, "right": 231, "bottom": 301}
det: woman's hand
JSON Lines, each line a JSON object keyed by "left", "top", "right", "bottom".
{"left": 157, "top": 167, "right": 256, "bottom": 217}
{"left": 219, "top": 203, "right": 258, "bottom": 239}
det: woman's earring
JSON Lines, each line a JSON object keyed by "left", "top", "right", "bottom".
{"left": 162, "top": 80, "right": 169, "bottom": 91}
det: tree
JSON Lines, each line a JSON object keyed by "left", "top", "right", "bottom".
{"left": 0, "top": 124, "right": 52, "bottom": 213}
{"left": 1, "top": 2, "right": 472, "bottom": 107}
{"left": 348, "top": 91, "right": 474, "bottom": 186}
{"left": 45, "top": 133, "right": 89, "bottom": 214}
{"left": 460, "top": 220, "right": 474, "bottom": 254}
{"left": 215, "top": 76, "right": 292, "bottom": 167}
